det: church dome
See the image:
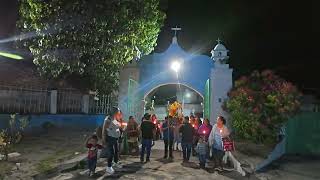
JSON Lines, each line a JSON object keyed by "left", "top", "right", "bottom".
{"left": 213, "top": 43, "right": 227, "bottom": 51}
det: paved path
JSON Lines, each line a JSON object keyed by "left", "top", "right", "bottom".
{"left": 48, "top": 141, "right": 252, "bottom": 180}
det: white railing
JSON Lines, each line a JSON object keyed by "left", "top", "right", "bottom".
{"left": 0, "top": 85, "right": 49, "bottom": 114}
{"left": 0, "top": 84, "right": 116, "bottom": 114}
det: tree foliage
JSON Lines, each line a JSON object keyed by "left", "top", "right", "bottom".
{"left": 225, "top": 70, "right": 301, "bottom": 144}
{"left": 17, "top": 0, "right": 165, "bottom": 93}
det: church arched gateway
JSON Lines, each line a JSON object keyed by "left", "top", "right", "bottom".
{"left": 118, "top": 32, "right": 233, "bottom": 126}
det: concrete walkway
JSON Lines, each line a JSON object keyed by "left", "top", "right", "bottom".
{"left": 47, "top": 141, "right": 250, "bottom": 180}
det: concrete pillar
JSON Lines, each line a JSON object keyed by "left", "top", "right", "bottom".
{"left": 50, "top": 90, "right": 57, "bottom": 114}
{"left": 82, "top": 95, "right": 89, "bottom": 114}
{"left": 118, "top": 61, "right": 140, "bottom": 120}
{"left": 209, "top": 63, "right": 233, "bottom": 128}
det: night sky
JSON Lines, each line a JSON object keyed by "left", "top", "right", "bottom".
{"left": 0, "top": 0, "right": 316, "bottom": 93}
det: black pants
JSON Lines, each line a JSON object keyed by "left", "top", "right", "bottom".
{"left": 212, "top": 148, "right": 225, "bottom": 168}
{"left": 88, "top": 157, "right": 97, "bottom": 172}
{"left": 107, "top": 136, "right": 119, "bottom": 167}
{"left": 164, "top": 139, "right": 174, "bottom": 157}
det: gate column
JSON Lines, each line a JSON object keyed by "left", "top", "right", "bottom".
{"left": 118, "top": 61, "right": 141, "bottom": 120}
{"left": 209, "top": 63, "right": 233, "bottom": 128}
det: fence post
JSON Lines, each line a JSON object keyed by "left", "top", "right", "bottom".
{"left": 50, "top": 90, "right": 57, "bottom": 114}
{"left": 82, "top": 95, "right": 89, "bottom": 114}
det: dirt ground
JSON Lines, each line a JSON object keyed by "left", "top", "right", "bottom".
{"left": 0, "top": 127, "right": 94, "bottom": 180}
{"left": 1, "top": 128, "right": 320, "bottom": 180}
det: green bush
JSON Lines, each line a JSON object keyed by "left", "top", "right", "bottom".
{"left": 0, "top": 114, "right": 29, "bottom": 161}
{"left": 225, "top": 70, "right": 301, "bottom": 144}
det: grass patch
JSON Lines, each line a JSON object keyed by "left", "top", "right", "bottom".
{"left": 0, "top": 161, "right": 14, "bottom": 180}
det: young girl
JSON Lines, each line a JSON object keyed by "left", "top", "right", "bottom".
{"left": 86, "top": 135, "right": 103, "bottom": 176}
{"left": 196, "top": 136, "right": 207, "bottom": 169}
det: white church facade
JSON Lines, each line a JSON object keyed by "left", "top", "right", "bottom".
{"left": 118, "top": 30, "right": 233, "bottom": 126}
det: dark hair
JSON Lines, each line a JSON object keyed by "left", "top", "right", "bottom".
{"left": 129, "top": 116, "right": 134, "bottom": 120}
{"left": 217, "top": 116, "right": 226, "bottom": 125}
{"left": 204, "top": 118, "right": 210, "bottom": 124}
{"left": 91, "top": 135, "right": 98, "bottom": 141}
{"left": 144, "top": 113, "right": 151, "bottom": 120}
{"left": 184, "top": 116, "right": 189, "bottom": 121}
{"left": 165, "top": 116, "right": 168, "bottom": 120}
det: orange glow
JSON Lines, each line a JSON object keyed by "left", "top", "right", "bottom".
{"left": 122, "top": 122, "right": 127, "bottom": 126}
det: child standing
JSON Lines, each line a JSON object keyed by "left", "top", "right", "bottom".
{"left": 86, "top": 135, "right": 103, "bottom": 176}
{"left": 196, "top": 136, "right": 207, "bottom": 169}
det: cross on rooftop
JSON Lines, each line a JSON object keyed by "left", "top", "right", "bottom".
{"left": 171, "top": 26, "right": 182, "bottom": 37}
{"left": 216, "top": 38, "right": 222, "bottom": 44}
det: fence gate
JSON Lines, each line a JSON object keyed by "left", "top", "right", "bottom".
{"left": 127, "top": 78, "right": 141, "bottom": 120}
{"left": 286, "top": 112, "right": 320, "bottom": 155}
{"left": 204, "top": 79, "right": 211, "bottom": 119}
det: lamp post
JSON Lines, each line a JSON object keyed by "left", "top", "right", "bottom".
{"left": 170, "top": 61, "right": 181, "bottom": 73}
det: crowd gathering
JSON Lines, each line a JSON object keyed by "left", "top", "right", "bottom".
{"left": 85, "top": 107, "right": 230, "bottom": 176}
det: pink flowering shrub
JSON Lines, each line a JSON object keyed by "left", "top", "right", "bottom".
{"left": 225, "top": 70, "right": 301, "bottom": 144}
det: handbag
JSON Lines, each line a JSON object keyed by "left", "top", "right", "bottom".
{"left": 222, "top": 137, "right": 235, "bottom": 151}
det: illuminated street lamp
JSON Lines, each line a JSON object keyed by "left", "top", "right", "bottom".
{"left": 170, "top": 61, "right": 181, "bottom": 73}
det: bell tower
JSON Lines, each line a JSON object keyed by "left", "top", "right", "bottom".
{"left": 211, "top": 38, "right": 229, "bottom": 65}
{"left": 209, "top": 38, "right": 233, "bottom": 128}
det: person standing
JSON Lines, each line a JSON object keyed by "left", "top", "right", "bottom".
{"left": 208, "top": 116, "right": 230, "bottom": 171}
{"left": 174, "top": 117, "right": 182, "bottom": 151}
{"left": 191, "top": 115, "right": 200, "bottom": 156}
{"left": 140, "top": 113, "right": 155, "bottom": 163}
{"left": 162, "top": 116, "right": 175, "bottom": 159}
{"left": 126, "top": 116, "right": 139, "bottom": 155}
{"left": 198, "top": 118, "right": 212, "bottom": 142}
{"left": 196, "top": 136, "right": 207, "bottom": 169}
{"left": 85, "top": 135, "right": 103, "bottom": 176}
{"left": 179, "top": 116, "right": 194, "bottom": 162}
{"left": 102, "top": 107, "right": 123, "bottom": 175}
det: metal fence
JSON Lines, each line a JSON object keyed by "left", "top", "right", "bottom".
{"left": 57, "top": 89, "right": 83, "bottom": 114}
{"left": 0, "top": 85, "right": 50, "bottom": 114}
{"left": 0, "top": 84, "right": 117, "bottom": 114}
{"left": 89, "top": 94, "right": 118, "bottom": 115}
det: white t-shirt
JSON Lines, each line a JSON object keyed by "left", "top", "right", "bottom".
{"left": 107, "top": 119, "right": 121, "bottom": 138}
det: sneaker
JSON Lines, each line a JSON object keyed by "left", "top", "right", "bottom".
{"left": 146, "top": 159, "right": 150, "bottom": 163}
{"left": 106, "top": 167, "right": 115, "bottom": 174}
{"left": 114, "top": 162, "right": 123, "bottom": 168}
{"left": 215, "top": 167, "right": 223, "bottom": 172}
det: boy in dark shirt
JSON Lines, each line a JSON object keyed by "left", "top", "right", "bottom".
{"left": 86, "top": 135, "right": 103, "bottom": 176}
{"left": 140, "top": 113, "right": 155, "bottom": 163}
{"left": 162, "top": 116, "right": 175, "bottom": 159}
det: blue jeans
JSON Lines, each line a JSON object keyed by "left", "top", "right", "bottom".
{"left": 107, "top": 136, "right": 118, "bottom": 167}
{"left": 199, "top": 154, "right": 206, "bottom": 168}
{"left": 140, "top": 139, "right": 152, "bottom": 161}
{"left": 88, "top": 157, "right": 97, "bottom": 172}
{"left": 181, "top": 142, "right": 192, "bottom": 161}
